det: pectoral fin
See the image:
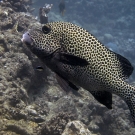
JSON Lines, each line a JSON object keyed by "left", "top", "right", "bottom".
{"left": 56, "top": 73, "right": 79, "bottom": 92}
{"left": 90, "top": 91, "right": 112, "bottom": 109}
{"left": 59, "top": 53, "right": 89, "bottom": 66}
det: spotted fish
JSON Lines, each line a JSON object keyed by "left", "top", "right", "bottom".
{"left": 22, "top": 22, "right": 135, "bottom": 125}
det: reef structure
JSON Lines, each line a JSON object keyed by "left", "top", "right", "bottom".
{"left": 0, "top": 0, "right": 34, "bottom": 12}
{"left": 39, "top": 4, "right": 53, "bottom": 24}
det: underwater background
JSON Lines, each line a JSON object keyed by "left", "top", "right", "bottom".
{"left": 0, "top": 0, "right": 135, "bottom": 134}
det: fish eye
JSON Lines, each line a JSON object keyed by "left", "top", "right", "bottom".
{"left": 42, "top": 25, "right": 51, "bottom": 34}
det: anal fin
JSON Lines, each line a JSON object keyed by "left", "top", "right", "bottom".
{"left": 90, "top": 91, "right": 112, "bottom": 109}
{"left": 56, "top": 74, "right": 79, "bottom": 92}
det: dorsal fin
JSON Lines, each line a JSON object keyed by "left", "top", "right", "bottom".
{"left": 114, "top": 52, "right": 133, "bottom": 79}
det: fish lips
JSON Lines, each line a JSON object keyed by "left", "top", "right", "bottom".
{"left": 21, "top": 32, "right": 34, "bottom": 47}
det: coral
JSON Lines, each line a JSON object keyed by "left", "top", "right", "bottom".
{"left": 0, "top": 44, "right": 5, "bottom": 55}
{"left": 39, "top": 112, "right": 77, "bottom": 135}
{"left": 0, "top": 119, "right": 38, "bottom": 135}
{"left": 0, "top": 8, "right": 39, "bottom": 31}
{"left": 1, "top": 0, "right": 34, "bottom": 12}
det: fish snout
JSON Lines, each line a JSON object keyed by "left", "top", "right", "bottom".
{"left": 21, "top": 32, "right": 33, "bottom": 45}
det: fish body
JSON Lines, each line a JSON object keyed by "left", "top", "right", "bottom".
{"left": 22, "top": 22, "right": 135, "bottom": 125}
{"left": 59, "top": 0, "right": 65, "bottom": 16}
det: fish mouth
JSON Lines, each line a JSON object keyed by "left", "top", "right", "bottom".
{"left": 21, "top": 32, "right": 33, "bottom": 46}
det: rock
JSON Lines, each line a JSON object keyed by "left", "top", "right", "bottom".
{"left": 25, "top": 105, "right": 37, "bottom": 116}
{"left": 62, "top": 120, "right": 95, "bottom": 135}
{"left": 0, "top": 119, "right": 38, "bottom": 135}
{"left": 104, "top": 33, "right": 114, "bottom": 42}
{"left": 105, "top": 42, "right": 119, "bottom": 53}
{"left": 39, "top": 112, "right": 76, "bottom": 135}
{"left": 39, "top": 4, "right": 53, "bottom": 24}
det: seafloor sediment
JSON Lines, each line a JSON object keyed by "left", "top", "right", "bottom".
{"left": 0, "top": 0, "right": 135, "bottom": 135}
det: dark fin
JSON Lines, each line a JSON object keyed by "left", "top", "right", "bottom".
{"left": 59, "top": 53, "right": 89, "bottom": 66}
{"left": 114, "top": 52, "right": 134, "bottom": 79}
{"left": 35, "top": 66, "right": 44, "bottom": 71}
{"left": 56, "top": 74, "right": 79, "bottom": 92}
{"left": 68, "top": 82, "right": 79, "bottom": 91}
{"left": 90, "top": 91, "right": 112, "bottom": 109}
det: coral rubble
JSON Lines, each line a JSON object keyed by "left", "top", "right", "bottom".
{"left": 1, "top": 0, "right": 34, "bottom": 12}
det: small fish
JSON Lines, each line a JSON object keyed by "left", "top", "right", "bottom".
{"left": 22, "top": 22, "right": 135, "bottom": 125}
{"left": 35, "top": 66, "right": 44, "bottom": 71}
{"left": 59, "top": 0, "right": 65, "bottom": 16}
